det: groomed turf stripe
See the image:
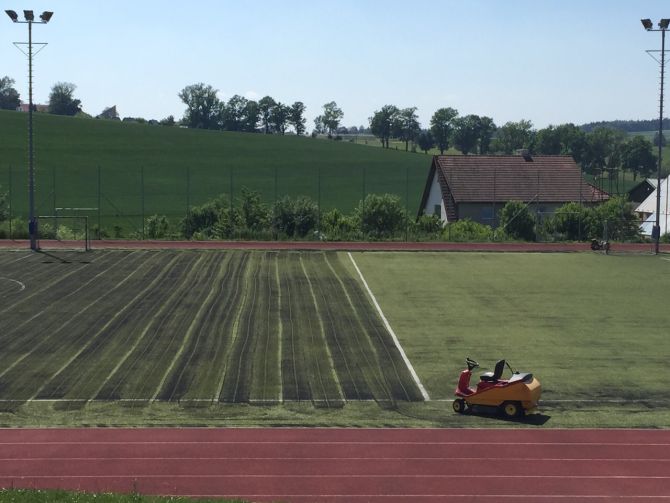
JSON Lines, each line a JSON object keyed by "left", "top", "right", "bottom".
{"left": 347, "top": 252, "right": 430, "bottom": 401}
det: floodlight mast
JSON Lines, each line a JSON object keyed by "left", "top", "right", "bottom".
{"left": 642, "top": 18, "right": 669, "bottom": 255}
{"left": 4, "top": 9, "right": 52, "bottom": 251}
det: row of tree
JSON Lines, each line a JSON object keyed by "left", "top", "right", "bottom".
{"left": 1, "top": 76, "right": 82, "bottom": 115}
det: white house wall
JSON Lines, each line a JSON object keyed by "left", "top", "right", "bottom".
{"left": 423, "top": 170, "right": 447, "bottom": 222}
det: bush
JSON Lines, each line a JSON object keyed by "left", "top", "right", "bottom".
{"left": 498, "top": 200, "right": 536, "bottom": 241}
{"left": 412, "top": 213, "right": 443, "bottom": 237}
{"left": 272, "top": 195, "right": 318, "bottom": 238}
{"left": 240, "top": 187, "right": 269, "bottom": 233}
{"left": 181, "top": 194, "right": 229, "bottom": 239}
{"left": 320, "top": 208, "right": 357, "bottom": 241}
{"left": 0, "top": 188, "right": 8, "bottom": 222}
{"left": 145, "top": 214, "right": 170, "bottom": 239}
{"left": 589, "top": 196, "right": 641, "bottom": 241}
{"left": 212, "top": 206, "right": 242, "bottom": 239}
{"left": 354, "top": 193, "right": 406, "bottom": 239}
{"left": 444, "top": 219, "right": 493, "bottom": 242}
{"left": 545, "top": 202, "right": 590, "bottom": 241}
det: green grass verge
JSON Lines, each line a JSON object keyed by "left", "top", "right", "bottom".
{"left": 0, "top": 110, "right": 429, "bottom": 234}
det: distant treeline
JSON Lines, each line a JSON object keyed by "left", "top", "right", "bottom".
{"left": 580, "top": 118, "right": 670, "bottom": 133}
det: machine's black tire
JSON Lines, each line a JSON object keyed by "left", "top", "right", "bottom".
{"left": 453, "top": 399, "right": 466, "bottom": 414}
{"left": 501, "top": 401, "right": 524, "bottom": 418}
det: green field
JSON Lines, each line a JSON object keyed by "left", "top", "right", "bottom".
{"left": 0, "top": 249, "right": 668, "bottom": 428}
{"left": 0, "top": 110, "right": 429, "bottom": 233}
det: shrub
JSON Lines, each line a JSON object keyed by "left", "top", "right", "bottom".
{"left": 271, "top": 195, "right": 318, "bottom": 238}
{"left": 412, "top": 213, "right": 443, "bottom": 237}
{"left": 0, "top": 188, "right": 8, "bottom": 222}
{"left": 212, "top": 206, "right": 242, "bottom": 239}
{"left": 181, "top": 194, "right": 229, "bottom": 239}
{"left": 354, "top": 193, "right": 406, "bottom": 238}
{"left": 444, "top": 219, "right": 493, "bottom": 242}
{"left": 545, "top": 202, "right": 590, "bottom": 241}
{"left": 589, "top": 196, "right": 641, "bottom": 241}
{"left": 145, "top": 214, "right": 170, "bottom": 239}
{"left": 240, "top": 187, "right": 269, "bottom": 232}
{"left": 498, "top": 200, "right": 536, "bottom": 241}
{"left": 321, "top": 208, "right": 356, "bottom": 240}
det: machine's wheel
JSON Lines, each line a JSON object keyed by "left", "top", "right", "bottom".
{"left": 453, "top": 399, "right": 466, "bottom": 414}
{"left": 501, "top": 401, "right": 524, "bottom": 418}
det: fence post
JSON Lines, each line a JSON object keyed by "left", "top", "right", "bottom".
{"left": 141, "top": 166, "right": 145, "bottom": 240}
{"left": 186, "top": 165, "right": 191, "bottom": 238}
{"left": 52, "top": 165, "right": 57, "bottom": 217}
{"left": 97, "top": 166, "right": 101, "bottom": 239}
{"left": 405, "top": 166, "right": 409, "bottom": 242}
{"left": 8, "top": 165, "right": 12, "bottom": 238}
{"left": 317, "top": 165, "right": 321, "bottom": 237}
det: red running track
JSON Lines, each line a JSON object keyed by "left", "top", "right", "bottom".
{"left": 1, "top": 239, "right": 668, "bottom": 253}
{"left": 0, "top": 428, "right": 669, "bottom": 502}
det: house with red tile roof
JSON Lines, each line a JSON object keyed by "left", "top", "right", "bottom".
{"left": 419, "top": 154, "right": 609, "bottom": 227}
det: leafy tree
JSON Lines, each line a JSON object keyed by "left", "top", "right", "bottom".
{"left": 271, "top": 102, "right": 290, "bottom": 135}
{"left": 444, "top": 219, "right": 493, "bottom": 242}
{"left": 272, "top": 195, "right": 318, "bottom": 237}
{"left": 289, "top": 101, "right": 307, "bottom": 135}
{"left": 258, "top": 96, "right": 276, "bottom": 133}
{"left": 498, "top": 200, "right": 536, "bottom": 241}
{"left": 322, "top": 101, "right": 344, "bottom": 137}
{"left": 243, "top": 100, "right": 260, "bottom": 132}
{"left": 534, "top": 123, "right": 587, "bottom": 163}
{"left": 417, "top": 130, "right": 435, "bottom": 154}
{"left": 452, "top": 115, "right": 482, "bottom": 155}
{"left": 313, "top": 115, "right": 325, "bottom": 135}
{"left": 178, "top": 83, "right": 221, "bottom": 129}
{"left": 590, "top": 196, "right": 641, "bottom": 241}
{"left": 222, "top": 94, "right": 248, "bottom": 131}
{"left": 492, "top": 120, "right": 535, "bottom": 154}
{"left": 581, "top": 128, "right": 625, "bottom": 188}
{"left": 620, "top": 135, "right": 656, "bottom": 181}
{"left": 0, "top": 77, "right": 20, "bottom": 110}
{"left": 369, "top": 105, "right": 399, "bottom": 148}
{"left": 477, "top": 116, "right": 497, "bottom": 154}
{"left": 430, "top": 107, "right": 458, "bottom": 154}
{"left": 159, "top": 115, "right": 175, "bottom": 126}
{"left": 48, "top": 82, "right": 82, "bottom": 116}
{"left": 181, "top": 194, "right": 229, "bottom": 238}
{"left": 354, "top": 193, "right": 406, "bottom": 238}
{"left": 394, "top": 107, "right": 421, "bottom": 151}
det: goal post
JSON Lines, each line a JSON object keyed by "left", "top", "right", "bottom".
{"left": 35, "top": 214, "right": 91, "bottom": 251}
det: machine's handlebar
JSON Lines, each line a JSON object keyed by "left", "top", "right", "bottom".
{"left": 466, "top": 357, "right": 479, "bottom": 371}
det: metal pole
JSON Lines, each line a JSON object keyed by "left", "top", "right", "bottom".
{"left": 655, "top": 28, "right": 665, "bottom": 254}
{"left": 405, "top": 166, "right": 409, "bottom": 241}
{"left": 97, "top": 165, "right": 101, "bottom": 239}
{"left": 141, "top": 166, "right": 145, "bottom": 240}
{"left": 8, "top": 165, "right": 12, "bottom": 238}
{"left": 186, "top": 165, "right": 190, "bottom": 238}
{"left": 28, "top": 19, "right": 37, "bottom": 250}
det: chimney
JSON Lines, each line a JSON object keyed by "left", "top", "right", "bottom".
{"left": 518, "top": 149, "right": 533, "bottom": 162}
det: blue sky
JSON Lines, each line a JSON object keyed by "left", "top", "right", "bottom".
{"left": 1, "top": 0, "right": 669, "bottom": 130}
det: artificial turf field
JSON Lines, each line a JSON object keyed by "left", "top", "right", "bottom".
{"left": 0, "top": 249, "right": 668, "bottom": 428}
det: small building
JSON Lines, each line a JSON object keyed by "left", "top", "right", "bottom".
{"left": 17, "top": 103, "right": 48, "bottom": 113}
{"left": 635, "top": 176, "right": 670, "bottom": 236}
{"left": 628, "top": 179, "right": 657, "bottom": 205}
{"left": 419, "top": 154, "right": 608, "bottom": 227}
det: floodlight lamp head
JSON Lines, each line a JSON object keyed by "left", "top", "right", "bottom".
{"left": 642, "top": 18, "right": 653, "bottom": 30}
{"left": 660, "top": 19, "right": 670, "bottom": 30}
{"left": 40, "top": 11, "right": 53, "bottom": 23}
{"left": 5, "top": 9, "right": 19, "bottom": 22}
{"left": 23, "top": 10, "right": 34, "bottom": 21}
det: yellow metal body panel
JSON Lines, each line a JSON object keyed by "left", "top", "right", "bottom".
{"left": 465, "top": 378, "right": 541, "bottom": 410}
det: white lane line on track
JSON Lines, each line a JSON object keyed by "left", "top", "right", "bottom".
{"left": 347, "top": 252, "right": 430, "bottom": 401}
{"left": 2, "top": 441, "right": 669, "bottom": 446}
{"left": 1, "top": 475, "right": 669, "bottom": 479}
{"left": 2, "top": 457, "right": 668, "bottom": 462}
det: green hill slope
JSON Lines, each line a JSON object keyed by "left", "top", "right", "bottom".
{"left": 0, "top": 110, "right": 431, "bottom": 235}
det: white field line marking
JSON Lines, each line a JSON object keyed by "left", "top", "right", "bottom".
{"left": 30, "top": 252, "right": 172, "bottom": 400}
{"left": 0, "top": 277, "right": 26, "bottom": 291}
{"left": 300, "top": 255, "right": 345, "bottom": 402}
{"left": 662, "top": 257, "right": 670, "bottom": 262}
{"left": 274, "top": 253, "right": 283, "bottom": 403}
{"left": 83, "top": 254, "right": 182, "bottom": 400}
{"left": 347, "top": 252, "right": 430, "bottom": 401}
{"left": 151, "top": 254, "right": 225, "bottom": 401}
{"left": 0, "top": 252, "right": 139, "bottom": 382}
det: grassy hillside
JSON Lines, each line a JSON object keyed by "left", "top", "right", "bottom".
{"left": 0, "top": 110, "right": 430, "bottom": 235}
